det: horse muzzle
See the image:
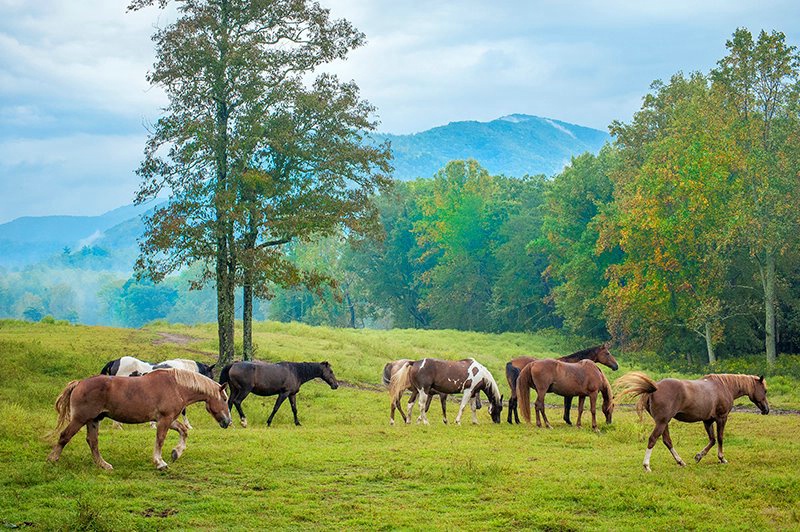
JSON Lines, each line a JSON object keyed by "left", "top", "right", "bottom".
{"left": 219, "top": 417, "right": 232, "bottom": 428}
{"left": 759, "top": 404, "right": 770, "bottom": 415}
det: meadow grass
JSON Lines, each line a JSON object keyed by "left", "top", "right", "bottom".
{"left": 0, "top": 320, "right": 798, "bottom": 530}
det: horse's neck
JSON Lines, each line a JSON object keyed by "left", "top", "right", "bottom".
{"left": 709, "top": 375, "right": 751, "bottom": 401}
{"left": 294, "top": 363, "right": 321, "bottom": 384}
{"left": 560, "top": 348, "right": 595, "bottom": 363}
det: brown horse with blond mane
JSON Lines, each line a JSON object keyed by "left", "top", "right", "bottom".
{"left": 47, "top": 368, "right": 231, "bottom": 470}
{"left": 616, "top": 372, "right": 769, "bottom": 471}
{"left": 506, "top": 344, "right": 618, "bottom": 424}
{"left": 516, "top": 359, "right": 613, "bottom": 431}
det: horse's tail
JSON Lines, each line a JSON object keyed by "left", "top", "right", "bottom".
{"left": 52, "top": 380, "right": 80, "bottom": 434}
{"left": 388, "top": 361, "right": 413, "bottom": 407}
{"left": 100, "top": 358, "right": 116, "bottom": 375}
{"left": 516, "top": 363, "right": 535, "bottom": 423}
{"left": 382, "top": 363, "right": 394, "bottom": 387}
{"left": 506, "top": 362, "right": 520, "bottom": 400}
{"left": 615, "top": 371, "right": 657, "bottom": 419}
{"left": 218, "top": 364, "right": 233, "bottom": 386}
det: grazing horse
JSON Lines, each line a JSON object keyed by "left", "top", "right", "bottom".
{"left": 388, "top": 358, "right": 503, "bottom": 425}
{"left": 615, "top": 372, "right": 769, "bottom": 472}
{"left": 219, "top": 361, "right": 339, "bottom": 427}
{"left": 100, "top": 355, "right": 216, "bottom": 429}
{"left": 517, "top": 359, "right": 613, "bottom": 431}
{"left": 47, "top": 369, "right": 231, "bottom": 470}
{"left": 383, "top": 359, "right": 481, "bottom": 425}
{"left": 505, "top": 344, "right": 618, "bottom": 424}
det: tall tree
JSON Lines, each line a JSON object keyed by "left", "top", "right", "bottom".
{"left": 711, "top": 29, "right": 800, "bottom": 366}
{"left": 130, "top": 0, "right": 388, "bottom": 365}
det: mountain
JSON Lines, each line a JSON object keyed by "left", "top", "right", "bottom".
{"left": 376, "top": 114, "right": 610, "bottom": 180}
{"left": 0, "top": 202, "right": 154, "bottom": 269}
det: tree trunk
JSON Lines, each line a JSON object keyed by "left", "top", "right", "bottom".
{"left": 764, "top": 253, "right": 777, "bottom": 367}
{"left": 344, "top": 288, "right": 356, "bottom": 328}
{"left": 216, "top": 249, "right": 236, "bottom": 367}
{"left": 243, "top": 282, "right": 253, "bottom": 361}
{"left": 704, "top": 322, "right": 716, "bottom": 365}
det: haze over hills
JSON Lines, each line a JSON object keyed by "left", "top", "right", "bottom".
{"left": 0, "top": 114, "right": 609, "bottom": 269}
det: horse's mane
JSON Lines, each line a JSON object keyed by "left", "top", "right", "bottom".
{"left": 289, "top": 362, "right": 324, "bottom": 381}
{"left": 702, "top": 374, "right": 762, "bottom": 395}
{"left": 559, "top": 345, "right": 603, "bottom": 363}
{"left": 167, "top": 368, "right": 221, "bottom": 397}
{"left": 474, "top": 360, "right": 501, "bottom": 403}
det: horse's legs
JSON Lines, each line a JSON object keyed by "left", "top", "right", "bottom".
{"left": 589, "top": 392, "right": 598, "bottom": 431}
{"left": 231, "top": 388, "right": 250, "bottom": 428}
{"left": 423, "top": 393, "right": 435, "bottom": 421}
{"left": 153, "top": 418, "right": 173, "bottom": 470}
{"left": 454, "top": 389, "right": 473, "bottom": 425}
{"left": 576, "top": 396, "right": 585, "bottom": 428}
{"left": 563, "top": 396, "right": 574, "bottom": 425}
{"left": 85, "top": 419, "right": 112, "bottom": 470}
{"left": 181, "top": 408, "right": 193, "bottom": 430}
{"left": 169, "top": 420, "right": 189, "bottom": 461}
{"left": 469, "top": 394, "right": 479, "bottom": 425}
{"left": 405, "top": 390, "right": 416, "bottom": 425}
{"left": 417, "top": 390, "right": 430, "bottom": 425}
{"left": 643, "top": 421, "right": 668, "bottom": 472}
{"left": 267, "top": 392, "right": 290, "bottom": 426}
{"left": 716, "top": 417, "right": 728, "bottom": 464}
{"left": 661, "top": 424, "right": 686, "bottom": 466}
{"left": 47, "top": 419, "right": 84, "bottom": 463}
{"left": 288, "top": 394, "right": 301, "bottom": 426}
{"left": 695, "top": 420, "right": 716, "bottom": 463}
{"left": 507, "top": 395, "right": 515, "bottom": 424}
{"left": 535, "top": 390, "right": 550, "bottom": 428}
{"left": 439, "top": 393, "right": 448, "bottom": 424}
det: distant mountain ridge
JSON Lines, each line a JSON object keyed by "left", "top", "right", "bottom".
{"left": 0, "top": 114, "right": 609, "bottom": 269}
{"left": 376, "top": 114, "right": 609, "bottom": 180}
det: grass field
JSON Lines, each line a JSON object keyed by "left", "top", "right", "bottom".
{"left": 1, "top": 320, "right": 799, "bottom": 530}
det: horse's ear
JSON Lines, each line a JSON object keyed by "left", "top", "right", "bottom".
{"left": 322, "top": 361, "right": 330, "bottom": 366}
{"left": 219, "top": 382, "right": 228, "bottom": 393}
{"left": 758, "top": 375, "right": 765, "bottom": 383}
{"left": 208, "top": 364, "right": 216, "bottom": 370}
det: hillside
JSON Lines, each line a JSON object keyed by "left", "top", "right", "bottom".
{"left": 0, "top": 320, "right": 798, "bottom": 529}
{"left": 377, "top": 114, "right": 609, "bottom": 180}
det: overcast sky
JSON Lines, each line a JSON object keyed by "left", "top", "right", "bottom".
{"left": 1, "top": 0, "right": 798, "bottom": 223}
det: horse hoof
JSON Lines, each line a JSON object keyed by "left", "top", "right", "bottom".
{"left": 240, "top": 419, "right": 248, "bottom": 428}
{"left": 185, "top": 424, "right": 193, "bottom": 430}
{"left": 171, "top": 449, "right": 179, "bottom": 461}
{"left": 389, "top": 419, "right": 394, "bottom": 426}
{"left": 643, "top": 465, "right": 652, "bottom": 472}
{"left": 677, "top": 460, "right": 686, "bottom": 467}
{"left": 157, "top": 463, "right": 169, "bottom": 471}
{"left": 99, "top": 462, "right": 113, "bottom": 471}
{"left": 719, "top": 458, "right": 728, "bottom": 464}
{"left": 442, "top": 419, "right": 448, "bottom": 425}
{"left": 695, "top": 453, "right": 703, "bottom": 463}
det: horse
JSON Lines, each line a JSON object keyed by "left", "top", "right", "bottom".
{"left": 383, "top": 359, "right": 481, "bottom": 425}
{"left": 388, "top": 358, "right": 503, "bottom": 425}
{"left": 47, "top": 368, "right": 231, "bottom": 470}
{"left": 505, "top": 344, "right": 618, "bottom": 424}
{"left": 219, "top": 361, "right": 339, "bottom": 427}
{"left": 516, "top": 358, "right": 613, "bottom": 431}
{"left": 100, "top": 355, "right": 216, "bottom": 429}
{"left": 615, "top": 372, "right": 769, "bottom": 472}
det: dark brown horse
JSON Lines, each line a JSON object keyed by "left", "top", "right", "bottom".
{"left": 219, "top": 361, "right": 339, "bottom": 427}
{"left": 383, "top": 359, "right": 481, "bottom": 425}
{"left": 505, "top": 344, "right": 618, "bottom": 424}
{"left": 616, "top": 372, "right": 769, "bottom": 472}
{"left": 517, "top": 359, "right": 613, "bottom": 431}
{"left": 47, "top": 369, "right": 231, "bottom": 470}
{"left": 388, "top": 358, "right": 502, "bottom": 425}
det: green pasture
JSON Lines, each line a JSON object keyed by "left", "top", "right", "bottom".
{"left": 1, "top": 320, "right": 799, "bottom": 530}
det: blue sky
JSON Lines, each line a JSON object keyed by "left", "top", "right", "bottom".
{"left": 1, "top": 0, "right": 798, "bottom": 223}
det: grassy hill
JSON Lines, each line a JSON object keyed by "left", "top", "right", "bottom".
{"left": 1, "top": 320, "right": 798, "bottom": 529}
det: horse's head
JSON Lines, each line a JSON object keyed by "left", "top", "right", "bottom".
{"left": 205, "top": 383, "right": 232, "bottom": 428}
{"left": 750, "top": 376, "right": 769, "bottom": 415}
{"left": 320, "top": 361, "right": 339, "bottom": 390}
{"left": 602, "top": 394, "right": 615, "bottom": 424}
{"left": 597, "top": 344, "right": 619, "bottom": 371}
{"left": 198, "top": 362, "right": 216, "bottom": 380}
{"left": 487, "top": 394, "right": 503, "bottom": 423}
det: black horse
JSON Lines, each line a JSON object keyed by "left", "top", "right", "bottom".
{"left": 219, "top": 361, "right": 339, "bottom": 427}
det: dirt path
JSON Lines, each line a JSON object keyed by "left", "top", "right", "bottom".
{"left": 151, "top": 332, "right": 216, "bottom": 358}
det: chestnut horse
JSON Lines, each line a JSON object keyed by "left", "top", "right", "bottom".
{"left": 383, "top": 359, "right": 481, "bottom": 425}
{"left": 517, "top": 359, "right": 613, "bottom": 431}
{"left": 388, "top": 358, "right": 503, "bottom": 425}
{"left": 615, "top": 372, "right": 769, "bottom": 472}
{"left": 505, "top": 344, "right": 618, "bottom": 424}
{"left": 47, "top": 369, "right": 231, "bottom": 470}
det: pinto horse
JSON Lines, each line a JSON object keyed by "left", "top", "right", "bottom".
{"left": 388, "top": 358, "right": 503, "bottom": 425}
{"left": 100, "top": 355, "right": 216, "bottom": 429}
{"left": 615, "top": 372, "right": 769, "bottom": 472}
{"left": 517, "top": 359, "right": 613, "bottom": 431}
{"left": 383, "top": 359, "right": 481, "bottom": 425}
{"left": 47, "top": 369, "right": 231, "bottom": 470}
{"left": 219, "top": 361, "right": 339, "bottom": 427}
{"left": 505, "top": 344, "right": 618, "bottom": 424}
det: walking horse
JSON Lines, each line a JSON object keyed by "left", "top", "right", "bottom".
{"left": 388, "top": 358, "right": 502, "bottom": 425}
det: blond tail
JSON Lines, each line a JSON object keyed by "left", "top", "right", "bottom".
{"left": 614, "top": 371, "right": 658, "bottom": 419}
{"left": 388, "top": 362, "right": 413, "bottom": 408}
{"left": 516, "top": 363, "right": 535, "bottom": 423}
{"left": 51, "top": 380, "right": 80, "bottom": 434}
